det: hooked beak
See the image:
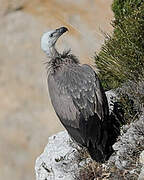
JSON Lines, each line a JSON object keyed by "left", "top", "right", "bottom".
{"left": 54, "top": 27, "right": 68, "bottom": 37}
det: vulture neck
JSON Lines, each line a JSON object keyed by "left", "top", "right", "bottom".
{"left": 46, "top": 45, "right": 59, "bottom": 58}
{"left": 45, "top": 45, "right": 80, "bottom": 73}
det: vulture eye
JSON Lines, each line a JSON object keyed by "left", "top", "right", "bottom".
{"left": 49, "top": 33, "right": 53, "bottom": 37}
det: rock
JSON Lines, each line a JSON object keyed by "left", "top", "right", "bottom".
{"left": 140, "top": 151, "right": 144, "bottom": 165}
{"left": 106, "top": 90, "right": 117, "bottom": 112}
{"left": 108, "top": 112, "right": 144, "bottom": 179}
{"left": 0, "top": 0, "right": 28, "bottom": 16}
{"left": 139, "top": 151, "right": 144, "bottom": 180}
{"left": 139, "top": 166, "right": 144, "bottom": 180}
{"left": 35, "top": 131, "right": 88, "bottom": 180}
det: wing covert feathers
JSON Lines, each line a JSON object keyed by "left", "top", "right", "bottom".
{"left": 48, "top": 63, "right": 109, "bottom": 127}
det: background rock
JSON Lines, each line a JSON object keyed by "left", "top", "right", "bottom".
{"left": 0, "top": 0, "right": 113, "bottom": 180}
{"left": 0, "top": 11, "right": 61, "bottom": 180}
{"left": 0, "top": 0, "right": 28, "bottom": 16}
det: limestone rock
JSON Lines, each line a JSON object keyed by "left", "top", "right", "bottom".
{"left": 106, "top": 90, "right": 117, "bottom": 112}
{"left": 107, "top": 112, "right": 144, "bottom": 180}
{"left": 140, "top": 151, "right": 144, "bottom": 165}
{"left": 35, "top": 131, "right": 87, "bottom": 180}
{"left": 0, "top": 0, "right": 28, "bottom": 16}
{"left": 139, "top": 151, "right": 144, "bottom": 180}
{"left": 139, "top": 166, "right": 144, "bottom": 180}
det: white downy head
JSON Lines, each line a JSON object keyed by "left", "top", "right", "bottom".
{"left": 41, "top": 27, "right": 68, "bottom": 57}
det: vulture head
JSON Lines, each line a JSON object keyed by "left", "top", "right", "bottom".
{"left": 41, "top": 27, "right": 68, "bottom": 56}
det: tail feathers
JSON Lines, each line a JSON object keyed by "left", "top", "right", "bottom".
{"left": 89, "top": 101, "right": 125, "bottom": 162}
{"left": 87, "top": 140, "right": 113, "bottom": 163}
{"left": 87, "top": 147, "right": 105, "bottom": 163}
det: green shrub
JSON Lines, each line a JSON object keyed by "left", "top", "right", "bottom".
{"left": 95, "top": 2, "right": 144, "bottom": 90}
{"left": 112, "top": 0, "right": 143, "bottom": 22}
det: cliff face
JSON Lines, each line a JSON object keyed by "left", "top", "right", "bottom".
{"left": 0, "top": 1, "right": 113, "bottom": 180}
{"left": 23, "top": 0, "right": 114, "bottom": 63}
